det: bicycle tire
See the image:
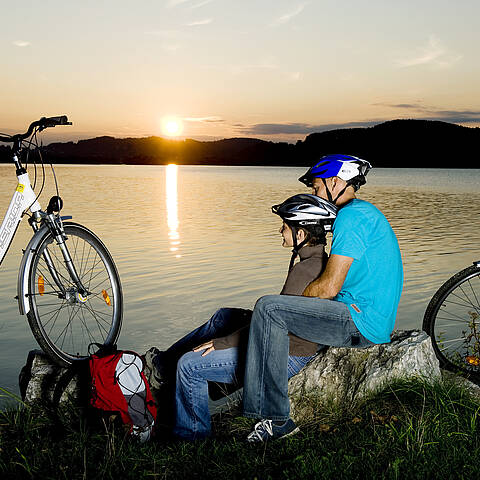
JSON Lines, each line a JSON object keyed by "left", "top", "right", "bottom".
{"left": 27, "top": 222, "right": 123, "bottom": 367}
{"left": 423, "top": 264, "right": 480, "bottom": 375}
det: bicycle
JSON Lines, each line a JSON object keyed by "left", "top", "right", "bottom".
{"left": 0, "top": 116, "right": 123, "bottom": 367}
{"left": 423, "top": 260, "right": 480, "bottom": 376}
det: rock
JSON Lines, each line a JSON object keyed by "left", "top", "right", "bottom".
{"left": 288, "top": 330, "right": 441, "bottom": 419}
{"left": 19, "top": 350, "right": 84, "bottom": 407}
{"left": 17, "top": 331, "right": 450, "bottom": 418}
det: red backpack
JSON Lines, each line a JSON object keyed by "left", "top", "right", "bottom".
{"left": 89, "top": 350, "right": 157, "bottom": 442}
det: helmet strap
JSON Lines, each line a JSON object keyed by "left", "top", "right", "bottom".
{"left": 321, "top": 178, "right": 334, "bottom": 203}
{"left": 332, "top": 184, "right": 348, "bottom": 204}
{"left": 323, "top": 177, "right": 350, "bottom": 204}
{"left": 288, "top": 225, "right": 309, "bottom": 271}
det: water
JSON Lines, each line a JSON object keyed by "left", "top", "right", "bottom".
{"left": 1, "top": 164, "right": 480, "bottom": 402}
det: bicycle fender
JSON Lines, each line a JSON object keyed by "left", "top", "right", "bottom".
{"left": 17, "top": 224, "right": 50, "bottom": 315}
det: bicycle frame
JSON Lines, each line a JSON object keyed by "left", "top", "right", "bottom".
{"left": 0, "top": 156, "right": 40, "bottom": 266}
{"left": 0, "top": 152, "right": 87, "bottom": 316}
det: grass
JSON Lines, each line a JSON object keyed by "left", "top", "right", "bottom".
{"left": 1, "top": 376, "right": 480, "bottom": 479}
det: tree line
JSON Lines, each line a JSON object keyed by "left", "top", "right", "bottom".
{"left": 1, "top": 119, "right": 478, "bottom": 168}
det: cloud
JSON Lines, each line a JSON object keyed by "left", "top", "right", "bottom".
{"left": 185, "top": 18, "right": 213, "bottom": 26}
{"left": 167, "top": 0, "right": 191, "bottom": 7}
{"left": 13, "top": 40, "right": 30, "bottom": 47}
{"left": 167, "top": 0, "right": 214, "bottom": 9}
{"left": 271, "top": 3, "right": 308, "bottom": 26}
{"left": 188, "top": 0, "right": 214, "bottom": 9}
{"left": 144, "top": 29, "right": 186, "bottom": 52}
{"left": 287, "top": 71, "right": 302, "bottom": 82}
{"left": 236, "top": 121, "right": 380, "bottom": 136}
{"left": 374, "top": 102, "right": 480, "bottom": 124}
{"left": 162, "top": 43, "right": 181, "bottom": 52}
{"left": 225, "top": 58, "right": 278, "bottom": 74}
{"left": 184, "top": 116, "right": 224, "bottom": 123}
{"left": 394, "top": 35, "right": 462, "bottom": 68}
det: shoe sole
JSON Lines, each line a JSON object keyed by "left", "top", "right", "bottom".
{"left": 279, "top": 426, "right": 300, "bottom": 439}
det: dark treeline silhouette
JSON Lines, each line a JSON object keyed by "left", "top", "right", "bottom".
{"left": 1, "top": 119, "right": 478, "bottom": 167}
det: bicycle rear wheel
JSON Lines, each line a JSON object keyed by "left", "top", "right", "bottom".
{"left": 27, "top": 222, "right": 123, "bottom": 366}
{"left": 423, "top": 264, "right": 480, "bottom": 375}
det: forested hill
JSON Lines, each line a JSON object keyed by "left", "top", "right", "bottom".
{"left": 1, "top": 119, "right": 478, "bottom": 167}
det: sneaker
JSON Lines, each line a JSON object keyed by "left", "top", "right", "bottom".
{"left": 144, "top": 347, "right": 167, "bottom": 390}
{"left": 246, "top": 418, "right": 299, "bottom": 443}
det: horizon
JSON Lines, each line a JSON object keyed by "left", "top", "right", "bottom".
{"left": 2, "top": 117, "right": 477, "bottom": 147}
{"left": 1, "top": 1, "right": 480, "bottom": 144}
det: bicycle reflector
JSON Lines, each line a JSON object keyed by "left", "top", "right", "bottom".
{"left": 466, "top": 355, "right": 480, "bottom": 366}
{"left": 102, "top": 289, "right": 112, "bottom": 306}
{"left": 38, "top": 276, "right": 45, "bottom": 295}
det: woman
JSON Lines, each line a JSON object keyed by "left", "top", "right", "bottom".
{"left": 146, "top": 194, "right": 337, "bottom": 440}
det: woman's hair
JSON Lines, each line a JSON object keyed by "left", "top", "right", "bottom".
{"left": 295, "top": 224, "right": 326, "bottom": 247}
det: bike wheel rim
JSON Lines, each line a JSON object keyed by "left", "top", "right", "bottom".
{"left": 29, "top": 226, "right": 121, "bottom": 362}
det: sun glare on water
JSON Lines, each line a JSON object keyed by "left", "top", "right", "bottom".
{"left": 162, "top": 117, "right": 183, "bottom": 137}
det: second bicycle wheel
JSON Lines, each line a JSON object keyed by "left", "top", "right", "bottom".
{"left": 27, "top": 222, "right": 123, "bottom": 366}
{"left": 423, "top": 264, "right": 480, "bottom": 375}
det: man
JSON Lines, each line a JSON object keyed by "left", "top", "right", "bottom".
{"left": 243, "top": 154, "right": 404, "bottom": 443}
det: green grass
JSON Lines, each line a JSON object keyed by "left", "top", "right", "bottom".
{"left": 1, "top": 376, "right": 480, "bottom": 479}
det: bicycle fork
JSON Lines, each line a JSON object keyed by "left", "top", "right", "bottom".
{"left": 30, "top": 212, "right": 89, "bottom": 298}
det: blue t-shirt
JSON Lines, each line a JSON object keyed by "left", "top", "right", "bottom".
{"left": 331, "top": 199, "right": 403, "bottom": 344}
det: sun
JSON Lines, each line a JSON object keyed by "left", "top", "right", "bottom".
{"left": 161, "top": 117, "right": 183, "bottom": 137}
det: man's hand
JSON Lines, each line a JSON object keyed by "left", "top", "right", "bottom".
{"left": 193, "top": 340, "right": 215, "bottom": 357}
{"left": 303, "top": 254, "right": 353, "bottom": 298}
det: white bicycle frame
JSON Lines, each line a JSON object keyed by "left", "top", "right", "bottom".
{"left": 1, "top": 154, "right": 82, "bottom": 317}
{"left": 0, "top": 157, "right": 41, "bottom": 266}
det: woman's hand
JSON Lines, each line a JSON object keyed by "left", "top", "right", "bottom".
{"left": 193, "top": 340, "right": 215, "bottom": 357}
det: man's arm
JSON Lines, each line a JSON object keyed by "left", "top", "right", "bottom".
{"left": 302, "top": 254, "right": 353, "bottom": 299}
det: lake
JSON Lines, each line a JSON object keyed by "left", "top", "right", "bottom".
{"left": 1, "top": 164, "right": 480, "bottom": 402}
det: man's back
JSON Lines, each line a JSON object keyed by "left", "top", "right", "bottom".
{"left": 331, "top": 198, "right": 403, "bottom": 343}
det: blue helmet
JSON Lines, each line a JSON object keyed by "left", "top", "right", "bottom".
{"left": 299, "top": 154, "right": 372, "bottom": 191}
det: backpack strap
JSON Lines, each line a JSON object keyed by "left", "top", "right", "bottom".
{"left": 88, "top": 342, "right": 118, "bottom": 358}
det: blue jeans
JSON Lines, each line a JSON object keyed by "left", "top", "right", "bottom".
{"left": 165, "top": 308, "right": 250, "bottom": 361}
{"left": 242, "top": 295, "right": 375, "bottom": 422}
{"left": 171, "top": 307, "right": 314, "bottom": 440}
{"left": 173, "top": 346, "right": 313, "bottom": 440}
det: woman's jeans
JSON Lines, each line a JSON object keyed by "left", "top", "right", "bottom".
{"left": 242, "top": 295, "right": 375, "bottom": 422}
{"left": 172, "top": 307, "right": 314, "bottom": 440}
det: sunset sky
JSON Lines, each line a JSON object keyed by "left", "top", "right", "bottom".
{"left": 1, "top": 0, "right": 479, "bottom": 143}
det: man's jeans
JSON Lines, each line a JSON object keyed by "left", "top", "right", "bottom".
{"left": 242, "top": 295, "right": 374, "bottom": 422}
{"left": 172, "top": 308, "right": 314, "bottom": 440}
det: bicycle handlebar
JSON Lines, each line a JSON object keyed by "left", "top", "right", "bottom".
{"left": 0, "top": 115, "right": 72, "bottom": 144}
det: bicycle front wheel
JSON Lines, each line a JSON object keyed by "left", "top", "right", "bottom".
{"left": 423, "top": 264, "right": 480, "bottom": 375}
{"left": 27, "top": 222, "right": 123, "bottom": 366}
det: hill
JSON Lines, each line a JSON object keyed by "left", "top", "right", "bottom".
{"left": 0, "top": 119, "right": 478, "bottom": 167}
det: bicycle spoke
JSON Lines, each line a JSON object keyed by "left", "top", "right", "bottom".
{"left": 35, "top": 261, "right": 70, "bottom": 292}
{"left": 441, "top": 296, "right": 480, "bottom": 311}
{"left": 448, "top": 285, "right": 480, "bottom": 313}
{"left": 55, "top": 305, "right": 78, "bottom": 349}
{"left": 45, "top": 302, "right": 67, "bottom": 335}
{"left": 83, "top": 301, "right": 114, "bottom": 324}
{"left": 437, "top": 336, "right": 471, "bottom": 345}
{"left": 79, "top": 307, "right": 98, "bottom": 347}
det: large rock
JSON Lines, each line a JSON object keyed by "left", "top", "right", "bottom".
{"left": 288, "top": 330, "right": 441, "bottom": 418}
{"left": 19, "top": 350, "right": 84, "bottom": 407}
{"left": 18, "top": 331, "right": 450, "bottom": 416}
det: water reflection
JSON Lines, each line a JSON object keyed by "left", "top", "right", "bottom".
{"left": 166, "top": 164, "right": 181, "bottom": 258}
